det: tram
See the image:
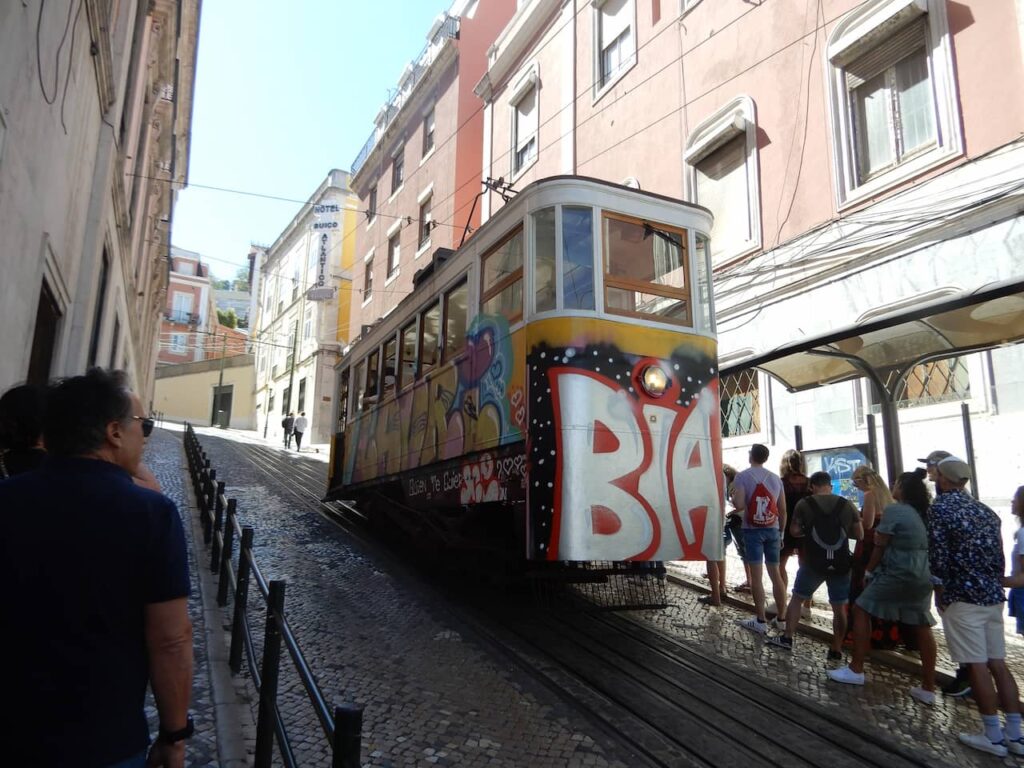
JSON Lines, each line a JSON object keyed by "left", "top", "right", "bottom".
{"left": 326, "top": 176, "right": 723, "bottom": 567}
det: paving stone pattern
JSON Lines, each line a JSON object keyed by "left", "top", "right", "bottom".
{"left": 176, "top": 426, "right": 635, "bottom": 768}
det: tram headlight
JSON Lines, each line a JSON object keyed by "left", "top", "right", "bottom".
{"left": 640, "top": 365, "right": 669, "bottom": 397}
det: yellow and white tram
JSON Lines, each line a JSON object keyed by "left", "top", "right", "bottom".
{"left": 327, "top": 176, "right": 722, "bottom": 565}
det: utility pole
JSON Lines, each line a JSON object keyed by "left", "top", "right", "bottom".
{"left": 215, "top": 331, "right": 227, "bottom": 426}
{"left": 285, "top": 318, "right": 299, "bottom": 416}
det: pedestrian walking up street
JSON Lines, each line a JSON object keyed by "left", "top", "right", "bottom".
{"left": 828, "top": 471, "right": 938, "bottom": 704}
{"left": 293, "top": 411, "right": 308, "bottom": 451}
{"left": 0, "top": 369, "right": 193, "bottom": 768}
{"left": 929, "top": 456, "right": 1022, "bottom": 758}
{"left": 730, "top": 443, "right": 789, "bottom": 635}
{"left": 282, "top": 412, "right": 295, "bottom": 449}
{"left": 768, "top": 471, "right": 862, "bottom": 662}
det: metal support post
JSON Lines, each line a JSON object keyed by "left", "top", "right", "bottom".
{"left": 794, "top": 425, "right": 803, "bottom": 451}
{"left": 229, "top": 527, "right": 255, "bottom": 674}
{"left": 866, "top": 413, "right": 879, "bottom": 472}
{"left": 211, "top": 481, "right": 226, "bottom": 572}
{"left": 255, "top": 580, "right": 286, "bottom": 768}
{"left": 332, "top": 704, "right": 364, "bottom": 768}
{"left": 217, "top": 499, "right": 237, "bottom": 607}
{"left": 961, "top": 402, "right": 979, "bottom": 499}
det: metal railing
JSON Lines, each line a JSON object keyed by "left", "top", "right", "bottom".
{"left": 166, "top": 311, "right": 200, "bottom": 326}
{"left": 350, "top": 14, "right": 459, "bottom": 176}
{"left": 183, "top": 423, "right": 363, "bottom": 768}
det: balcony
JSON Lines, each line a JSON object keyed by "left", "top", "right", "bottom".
{"left": 166, "top": 311, "right": 200, "bottom": 326}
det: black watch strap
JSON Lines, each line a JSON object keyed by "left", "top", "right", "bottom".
{"left": 158, "top": 715, "right": 194, "bottom": 743}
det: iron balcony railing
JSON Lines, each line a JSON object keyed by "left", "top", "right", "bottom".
{"left": 166, "top": 311, "right": 201, "bottom": 326}
{"left": 350, "top": 14, "right": 459, "bottom": 177}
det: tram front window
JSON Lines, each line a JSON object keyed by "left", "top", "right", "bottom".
{"left": 481, "top": 228, "right": 523, "bottom": 322}
{"left": 562, "top": 206, "right": 594, "bottom": 310}
{"left": 603, "top": 213, "right": 690, "bottom": 326}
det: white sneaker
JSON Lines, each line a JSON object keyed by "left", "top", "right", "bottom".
{"left": 1005, "top": 734, "right": 1024, "bottom": 756}
{"left": 909, "top": 687, "right": 936, "bottom": 706}
{"left": 827, "top": 665, "right": 865, "bottom": 686}
{"left": 958, "top": 732, "right": 1008, "bottom": 757}
{"left": 771, "top": 617, "right": 786, "bottom": 632}
{"left": 738, "top": 617, "right": 769, "bottom": 635}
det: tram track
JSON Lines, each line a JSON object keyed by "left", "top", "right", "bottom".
{"left": 192, "top": 432, "right": 955, "bottom": 768}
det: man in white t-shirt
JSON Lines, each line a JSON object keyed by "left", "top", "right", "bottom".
{"left": 293, "top": 412, "right": 309, "bottom": 452}
{"left": 730, "top": 443, "right": 788, "bottom": 635}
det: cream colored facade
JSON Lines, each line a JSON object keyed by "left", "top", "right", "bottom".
{"left": 252, "top": 170, "right": 359, "bottom": 445}
{"left": 153, "top": 354, "right": 256, "bottom": 430}
{"left": 0, "top": 0, "right": 200, "bottom": 402}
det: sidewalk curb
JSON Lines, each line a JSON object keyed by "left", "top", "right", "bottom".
{"left": 666, "top": 572, "right": 960, "bottom": 685}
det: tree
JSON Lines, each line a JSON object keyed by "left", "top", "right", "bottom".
{"left": 217, "top": 308, "right": 238, "bottom": 329}
{"left": 211, "top": 277, "right": 231, "bottom": 290}
{"left": 232, "top": 266, "right": 250, "bottom": 292}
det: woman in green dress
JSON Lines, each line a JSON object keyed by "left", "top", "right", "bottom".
{"left": 828, "top": 470, "right": 938, "bottom": 703}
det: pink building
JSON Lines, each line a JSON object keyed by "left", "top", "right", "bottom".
{"left": 159, "top": 247, "right": 213, "bottom": 365}
{"left": 467, "top": 0, "right": 1024, "bottom": 498}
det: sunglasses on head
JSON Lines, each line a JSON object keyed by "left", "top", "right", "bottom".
{"left": 132, "top": 416, "right": 155, "bottom": 437}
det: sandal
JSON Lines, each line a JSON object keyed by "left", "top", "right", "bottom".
{"left": 735, "top": 583, "right": 751, "bottom": 593}
{"left": 697, "top": 595, "right": 721, "bottom": 606}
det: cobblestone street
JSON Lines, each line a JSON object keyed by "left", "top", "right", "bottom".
{"left": 147, "top": 424, "right": 1024, "bottom": 767}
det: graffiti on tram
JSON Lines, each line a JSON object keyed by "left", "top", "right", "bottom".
{"left": 527, "top": 340, "right": 723, "bottom": 563}
{"left": 343, "top": 314, "right": 524, "bottom": 485}
{"left": 404, "top": 448, "right": 528, "bottom": 507}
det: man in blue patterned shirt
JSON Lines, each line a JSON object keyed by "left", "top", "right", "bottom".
{"left": 929, "top": 456, "right": 1021, "bottom": 757}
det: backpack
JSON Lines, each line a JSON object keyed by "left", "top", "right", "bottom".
{"left": 745, "top": 476, "right": 779, "bottom": 528}
{"left": 802, "top": 496, "right": 853, "bottom": 575}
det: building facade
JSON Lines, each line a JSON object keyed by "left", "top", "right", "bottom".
{"left": 466, "top": 0, "right": 1024, "bottom": 501}
{"left": 0, "top": 0, "right": 200, "bottom": 401}
{"left": 252, "top": 169, "right": 359, "bottom": 445}
{"left": 159, "top": 246, "right": 212, "bottom": 364}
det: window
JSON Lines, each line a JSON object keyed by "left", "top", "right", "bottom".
{"left": 383, "top": 336, "right": 398, "bottom": 398}
{"left": 170, "top": 333, "right": 187, "bottom": 354}
{"left": 281, "top": 386, "right": 290, "bottom": 415}
{"left": 391, "top": 146, "right": 405, "bottom": 192}
{"left": 562, "top": 207, "right": 595, "bottom": 310}
{"left": 890, "top": 357, "right": 971, "bottom": 408}
{"left": 171, "top": 291, "right": 194, "bottom": 323}
{"left": 364, "top": 255, "right": 374, "bottom": 301}
{"left": 827, "top": 0, "right": 961, "bottom": 205}
{"left": 443, "top": 280, "right": 468, "bottom": 363}
{"left": 28, "top": 281, "right": 62, "bottom": 386}
{"left": 298, "top": 378, "right": 306, "bottom": 412}
{"left": 303, "top": 311, "right": 312, "bottom": 340}
{"left": 337, "top": 369, "right": 350, "bottom": 430}
{"left": 511, "top": 83, "right": 538, "bottom": 175}
{"left": 596, "top": 0, "right": 636, "bottom": 92}
{"left": 387, "top": 232, "right": 401, "bottom": 278}
{"left": 367, "top": 186, "right": 377, "bottom": 222}
{"left": 534, "top": 208, "right": 556, "bottom": 313}
{"left": 269, "top": 392, "right": 275, "bottom": 416}
{"left": 88, "top": 250, "right": 110, "bottom": 366}
{"left": 364, "top": 350, "right": 380, "bottom": 407}
{"left": 685, "top": 96, "right": 760, "bottom": 265}
{"left": 720, "top": 370, "right": 760, "bottom": 437}
{"left": 399, "top": 321, "right": 417, "bottom": 389}
{"left": 422, "top": 107, "right": 435, "bottom": 156}
{"left": 603, "top": 212, "right": 690, "bottom": 325}
{"left": 108, "top": 317, "right": 120, "bottom": 368}
{"left": 481, "top": 228, "right": 524, "bottom": 323}
{"left": 420, "top": 302, "right": 441, "bottom": 377}
{"left": 418, "top": 195, "right": 433, "bottom": 249}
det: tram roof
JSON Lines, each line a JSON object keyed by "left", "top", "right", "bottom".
{"left": 721, "top": 277, "right": 1024, "bottom": 392}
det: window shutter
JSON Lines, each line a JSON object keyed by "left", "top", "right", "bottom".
{"left": 845, "top": 17, "right": 927, "bottom": 89}
{"left": 600, "top": 0, "right": 630, "bottom": 46}
{"left": 515, "top": 86, "right": 538, "bottom": 151}
{"left": 694, "top": 134, "right": 749, "bottom": 260}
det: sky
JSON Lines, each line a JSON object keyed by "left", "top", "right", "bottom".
{"left": 171, "top": 0, "right": 452, "bottom": 281}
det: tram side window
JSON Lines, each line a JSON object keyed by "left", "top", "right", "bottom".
{"left": 693, "top": 233, "right": 714, "bottom": 332}
{"left": 337, "top": 368, "right": 350, "bottom": 430}
{"left": 603, "top": 213, "right": 690, "bottom": 326}
{"left": 399, "top": 320, "right": 417, "bottom": 390}
{"left": 443, "top": 280, "right": 468, "bottom": 363}
{"left": 355, "top": 359, "right": 367, "bottom": 412}
{"left": 481, "top": 227, "right": 523, "bottom": 323}
{"left": 563, "top": 206, "right": 595, "bottom": 310}
{"left": 363, "top": 349, "right": 380, "bottom": 408}
{"left": 534, "top": 208, "right": 556, "bottom": 312}
{"left": 382, "top": 335, "right": 397, "bottom": 398}
{"left": 420, "top": 301, "right": 441, "bottom": 376}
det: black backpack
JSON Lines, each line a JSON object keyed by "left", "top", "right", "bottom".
{"left": 802, "top": 496, "right": 853, "bottom": 575}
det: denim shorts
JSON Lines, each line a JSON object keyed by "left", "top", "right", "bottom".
{"left": 792, "top": 566, "right": 851, "bottom": 604}
{"left": 742, "top": 527, "right": 781, "bottom": 565}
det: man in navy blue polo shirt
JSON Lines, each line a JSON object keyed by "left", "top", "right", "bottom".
{"left": 0, "top": 369, "right": 192, "bottom": 768}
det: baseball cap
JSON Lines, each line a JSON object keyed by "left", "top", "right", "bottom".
{"left": 917, "top": 450, "right": 952, "bottom": 466}
{"left": 936, "top": 456, "right": 971, "bottom": 483}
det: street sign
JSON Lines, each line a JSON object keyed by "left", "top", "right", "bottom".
{"left": 306, "top": 286, "right": 335, "bottom": 301}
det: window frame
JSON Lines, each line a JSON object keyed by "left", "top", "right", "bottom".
{"left": 419, "top": 301, "right": 442, "bottom": 377}
{"left": 362, "top": 252, "right": 374, "bottom": 304}
{"left": 480, "top": 226, "right": 525, "bottom": 324}
{"left": 390, "top": 145, "right": 405, "bottom": 195}
{"left": 366, "top": 185, "right": 378, "bottom": 225}
{"left": 422, "top": 106, "right": 436, "bottom": 158}
{"left": 509, "top": 66, "right": 539, "bottom": 179}
{"left": 825, "top": 0, "right": 962, "bottom": 208}
{"left": 601, "top": 211, "right": 692, "bottom": 327}
{"left": 387, "top": 231, "right": 401, "bottom": 279}
{"left": 593, "top": 0, "right": 637, "bottom": 102}
{"left": 418, "top": 193, "right": 433, "bottom": 251}
{"left": 399, "top": 319, "right": 419, "bottom": 390}
{"left": 442, "top": 278, "right": 469, "bottom": 364}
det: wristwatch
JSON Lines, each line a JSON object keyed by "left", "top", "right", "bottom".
{"left": 158, "top": 716, "right": 194, "bottom": 743}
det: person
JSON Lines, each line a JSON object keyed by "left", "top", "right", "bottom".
{"left": 294, "top": 411, "right": 308, "bottom": 452}
{"left": 0, "top": 368, "right": 193, "bottom": 767}
{"left": 779, "top": 449, "right": 811, "bottom": 616}
{"left": 730, "top": 443, "right": 788, "bottom": 634}
{"left": 919, "top": 449, "right": 952, "bottom": 486}
{"left": 1007, "top": 486, "right": 1024, "bottom": 633}
{"left": 929, "top": 456, "right": 1021, "bottom": 757}
{"left": 828, "top": 471, "right": 937, "bottom": 703}
{"left": 768, "top": 471, "right": 862, "bottom": 662}
{"left": 282, "top": 412, "right": 295, "bottom": 449}
{"left": 700, "top": 465, "right": 735, "bottom": 607}
{"left": 848, "top": 464, "right": 904, "bottom": 650}
{"left": 0, "top": 383, "right": 47, "bottom": 477}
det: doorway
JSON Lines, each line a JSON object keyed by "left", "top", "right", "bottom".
{"left": 211, "top": 384, "right": 233, "bottom": 427}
